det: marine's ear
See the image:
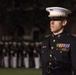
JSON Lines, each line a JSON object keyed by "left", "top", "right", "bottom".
{"left": 62, "top": 20, "right": 67, "bottom": 26}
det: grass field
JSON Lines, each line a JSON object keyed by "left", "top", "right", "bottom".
{"left": 0, "top": 68, "right": 42, "bottom": 75}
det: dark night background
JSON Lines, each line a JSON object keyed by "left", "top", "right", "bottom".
{"left": 0, "top": 0, "right": 76, "bottom": 41}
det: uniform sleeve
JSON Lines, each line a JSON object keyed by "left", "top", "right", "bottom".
{"left": 41, "top": 55, "right": 46, "bottom": 75}
{"left": 41, "top": 41, "right": 46, "bottom": 75}
{"left": 71, "top": 41, "right": 76, "bottom": 75}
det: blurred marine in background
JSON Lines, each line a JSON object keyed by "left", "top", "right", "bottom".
{"left": 23, "top": 42, "right": 30, "bottom": 68}
{"left": 33, "top": 42, "right": 41, "bottom": 69}
{"left": 3, "top": 42, "right": 9, "bottom": 68}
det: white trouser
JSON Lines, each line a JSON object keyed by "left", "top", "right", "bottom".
{"left": 11, "top": 56, "right": 17, "bottom": 68}
{"left": 24, "top": 54, "right": 29, "bottom": 68}
{"left": 3, "top": 56, "right": 9, "bottom": 68}
{"left": 18, "top": 56, "right": 21, "bottom": 67}
{"left": 34, "top": 54, "right": 40, "bottom": 69}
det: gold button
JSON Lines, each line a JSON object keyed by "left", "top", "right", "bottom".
{"left": 53, "top": 39, "right": 55, "bottom": 42}
{"left": 49, "top": 62, "right": 52, "bottom": 65}
{"left": 50, "top": 54, "right": 52, "bottom": 57}
{"left": 60, "top": 51, "right": 62, "bottom": 53}
{"left": 51, "top": 47, "right": 54, "bottom": 49}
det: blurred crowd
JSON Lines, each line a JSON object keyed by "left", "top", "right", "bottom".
{"left": 0, "top": 41, "right": 42, "bottom": 69}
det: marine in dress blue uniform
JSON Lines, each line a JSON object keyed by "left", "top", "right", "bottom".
{"left": 3, "top": 42, "right": 9, "bottom": 68}
{"left": 41, "top": 7, "right": 76, "bottom": 75}
{"left": 17, "top": 42, "right": 23, "bottom": 67}
{"left": 11, "top": 42, "right": 17, "bottom": 68}
{"left": 33, "top": 42, "right": 41, "bottom": 69}
{"left": 23, "top": 42, "right": 30, "bottom": 68}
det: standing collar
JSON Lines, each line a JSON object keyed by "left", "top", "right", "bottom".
{"left": 51, "top": 31, "right": 67, "bottom": 38}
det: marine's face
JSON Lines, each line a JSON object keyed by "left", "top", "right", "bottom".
{"left": 50, "top": 19, "right": 67, "bottom": 33}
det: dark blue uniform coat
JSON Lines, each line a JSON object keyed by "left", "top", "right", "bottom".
{"left": 41, "top": 31, "right": 76, "bottom": 75}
